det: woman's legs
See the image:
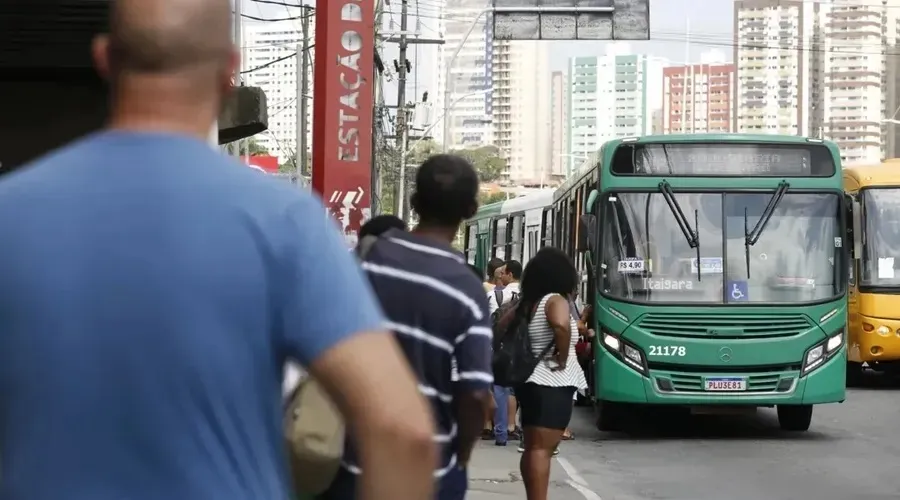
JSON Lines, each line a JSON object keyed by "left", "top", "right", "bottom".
{"left": 521, "top": 426, "right": 565, "bottom": 500}
{"left": 517, "top": 384, "right": 576, "bottom": 500}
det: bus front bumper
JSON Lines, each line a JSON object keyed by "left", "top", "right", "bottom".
{"left": 596, "top": 346, "right": 846, "bottom": 406}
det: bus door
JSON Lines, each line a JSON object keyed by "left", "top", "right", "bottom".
{"left": 475, "top": 232, "right": 490, "bottom": 272}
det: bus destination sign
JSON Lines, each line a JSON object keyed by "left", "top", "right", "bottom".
{"left": 615, "top": 143, "right": 835, "bottom": 176}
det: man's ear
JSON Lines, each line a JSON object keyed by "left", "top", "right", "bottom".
{"left": 218, "top": 46, "right": 240, "bottom": 95}
{"left": 92, "top": 34, "right": 111, "bottom": 80}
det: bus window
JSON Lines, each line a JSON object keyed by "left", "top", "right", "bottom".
{"left": 492, "top": 217, "right": 508, "bottom": 259}
{"left": 465, "top": 224, "right": 478, "bottom": 264}
{"left": 541, "top": 207, "right": 553, "bottom": 247}
{"left": 510, "top": 214, "right": 524, "bottom": 262}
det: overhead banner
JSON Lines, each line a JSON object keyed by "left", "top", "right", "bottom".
{"left": 491, "top": 0, "right": 649, "bottom": 41}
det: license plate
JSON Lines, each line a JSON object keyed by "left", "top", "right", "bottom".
{"left": 704, "top": 377, "right": 746, "bottom": 391}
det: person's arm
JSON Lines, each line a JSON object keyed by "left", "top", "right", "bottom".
{"left": 454, "top": 289, "right": 494, "bottom": 468}
{"left": 545, "top": 295, "right": 573, "bottom": 369}
{"left": 277, "top": 197, "right": 437, "bottom": 500}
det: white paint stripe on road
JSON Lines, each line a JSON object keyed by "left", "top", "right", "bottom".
{"left": 557, "top": 457, "right": 603, "bottom": 500}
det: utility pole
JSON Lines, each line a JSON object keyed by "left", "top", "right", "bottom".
{"left": 233, "top": 0, "right": 243, "bottom": 158}
{"left": 297, "top": 7, "right": 311, "bottom": 186}
{"left": 394, "top": 0, "right": 410, "bottom": 220}
{"left": 372, "top": 0, "right": 385, "bottom": 214}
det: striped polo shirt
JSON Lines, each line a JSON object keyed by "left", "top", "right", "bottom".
{"left": 347, "top": 228, "right": 493, "bottom": 477}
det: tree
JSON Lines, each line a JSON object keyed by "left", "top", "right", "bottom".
{"left": 479, "top": 191, "right": 508, "bottom": 206}
{"left": 406, "top": 141, "right": 507, "bottom": 183}
{"left": 247, "top": 137, "right": 270, "bottom": 156}
{"left": 449, "top": 145, "right": 506, "bottom": 183}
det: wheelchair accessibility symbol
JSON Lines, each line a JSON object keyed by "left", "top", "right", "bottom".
{"left": 727, "top": 280, "right": 749, "bottom": 302}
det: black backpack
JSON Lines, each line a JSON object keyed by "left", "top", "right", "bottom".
{"left": 490, "top": 289, "right": 519, "bottom": 327}
{"left": 491, "top": 306, "right": 555, "bottom": 387}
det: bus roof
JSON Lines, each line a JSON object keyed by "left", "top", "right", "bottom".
{"left": 469, "top": 189, "right": 554, "bottom": 221}
{"left": 844, "top": 160, "right": 900, "bottom": 187}
{"left": 607, "top": 134, "right": 834, "bottom": 146}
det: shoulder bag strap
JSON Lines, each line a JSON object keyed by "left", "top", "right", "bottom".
{"left": 356, "top": 235, "right": 379, "bottom": 260}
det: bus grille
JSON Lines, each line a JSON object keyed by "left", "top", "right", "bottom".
{"left": 637, "top": 312, "right": 813, "bottom": 339}
{"left": 668, "top": 373, "right": 782, "bottom": 393}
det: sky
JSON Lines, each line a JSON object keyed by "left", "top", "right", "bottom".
{"left": 246, "top": 0, "right": 736, "bottom": 66}
{"left": 243, "top": 0, "right": 737, "bottom": 132}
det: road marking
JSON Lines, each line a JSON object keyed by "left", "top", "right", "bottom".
{"left": 557, "top": 456, "right": 603, "bottom": 500}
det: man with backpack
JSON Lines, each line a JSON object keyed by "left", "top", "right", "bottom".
{"left": 321, "top": 154, "right": 494, "bottom": 500}
{"left": 488, "top": 260, "right": 523, "bottom": 446}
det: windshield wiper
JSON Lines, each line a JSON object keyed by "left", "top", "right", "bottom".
{"left": 743, "top": 181, "right": 790, "bottom": 276}
{"left": 658, "top": 181, "right": 702, "bottom": 280}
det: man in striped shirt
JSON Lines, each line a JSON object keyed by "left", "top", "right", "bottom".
{"left": 321, "top": 155, "right": 494, "bottom": 500}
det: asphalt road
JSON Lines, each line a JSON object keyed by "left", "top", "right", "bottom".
{"left": 556, "top": 371, "right": 900, "bottom": 500}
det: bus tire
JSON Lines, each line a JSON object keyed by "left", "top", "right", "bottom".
{"left": 846, "top": 361, "right": 864, "bottom": 387}
{"left": 777, "top": 404, "right": 813, "bottom": 431}
{"left": 595, "top": 399, "right": 624, "bottom": 432}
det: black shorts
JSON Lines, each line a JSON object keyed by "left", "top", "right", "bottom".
{"left": 516, "top": 383, "right": 576, "bottom": 430}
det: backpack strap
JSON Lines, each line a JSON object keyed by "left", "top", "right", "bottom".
{"left": 356, "top": 235, "right": 379, "bottom": 260}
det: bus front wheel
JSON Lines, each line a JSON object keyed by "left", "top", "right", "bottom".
{"left": 777, "top": 404, "right": 813, "bottom": 431}
{"left": 595, "top": 399, "right": 626, "bottom": 432}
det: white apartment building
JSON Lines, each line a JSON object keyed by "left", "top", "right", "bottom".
{"left": 439, "top": 2, "right": 551, "bottom": 184}
{"left": 243, "top": 20, "right": 315, "bottom": 164}
{"left": 440, "top": 0, "right": 494, "bottom": 148}
{"left": 565, "top": 44, "right": 660, "bottom": 176}
{"left": 550, "top": 71, "right": 568, "bottom": 181}
{"left": 492, "top": 40, "right": 551, "bottom": 184}
{"left": 821, "top": 0, "right": 900, "bottom": 165}
{"left": 733, "top": 0, "right": 821, "bottom": 137}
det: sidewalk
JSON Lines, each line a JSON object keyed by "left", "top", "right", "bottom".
{"left": 466, "top": 440, "right": 585, "bottom": 500}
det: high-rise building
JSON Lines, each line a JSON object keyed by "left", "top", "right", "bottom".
{"left": 733, "top": 0, "right": 821, "bottom": 137}
{"left": 492, "top": 40, "right": 550, "bottom": 184}
{"left": 565, "top": 45, "right": 660, "bottom": 176}
{"left": 821, "top": 0, "right": 900, "bottom": 165}
{"left": 550, "top": 71, "right": 569, "bottom": 181}
{"left": 734, "top": 0, "right": 900, "bottom": 164}
{"left": 662, "top": 63, "right": 735, "bottom": 134}
{"left": 243, "top": 20, "right": 315, "bottom": 164}
{"left": 440, "top": 0, "right": 493, "bottom": 148}
{"left": 439, "top": 3, "right": 551, "bottom": 184}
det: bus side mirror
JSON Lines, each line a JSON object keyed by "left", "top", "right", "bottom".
{"left": 851, "top": 197, "right": 862, "bottom": 258}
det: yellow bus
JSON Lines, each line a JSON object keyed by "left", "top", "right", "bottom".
{"left": 844, "top": 160, "right": 900, "bottom": 384}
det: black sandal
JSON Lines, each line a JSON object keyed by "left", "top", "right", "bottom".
{"left": 481, "top": 428, "right": 494, "bottom": 440}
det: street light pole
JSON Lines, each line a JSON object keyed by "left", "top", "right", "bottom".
{"left": 442, "top": 0, "right": 493, "bottom": 152}
{"left": 411, "top": 89, "right": 490, "bottom": 159}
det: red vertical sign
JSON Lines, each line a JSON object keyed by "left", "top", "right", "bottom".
{"left": 312, "top": 0, "right": 374, "bottom": 247}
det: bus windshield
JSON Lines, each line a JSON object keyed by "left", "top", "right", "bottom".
{"left": 861, "top": 188, "right": 900, "bottom": 287}
{"left": 600, "top": 191, "right": 843, "bottom": 304}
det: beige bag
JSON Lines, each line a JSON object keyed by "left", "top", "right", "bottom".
{"left": 284, "top": 235, "right": 377, "bottom": 495}
{"left": 284, "top": 377, "right": 345, "bottom": 495}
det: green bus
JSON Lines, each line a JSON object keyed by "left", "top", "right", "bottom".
{"left": 463, "top": 190, "right": 555, "bottom": 273}
{"left": 554, "top": 134, "right": 849, "bottom": 432}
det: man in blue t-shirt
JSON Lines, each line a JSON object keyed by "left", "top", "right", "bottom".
{"left": 0, "top": 0, "right": 438, "bottom": 499}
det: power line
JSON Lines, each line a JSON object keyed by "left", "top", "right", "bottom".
{"left": 251, "top": 0, "right": 308, "bottom": 7}
{"left": 240, "top": 45, "right": 314, "bottom": 74}
{"left": 239, "top": 12, "right": 310, "bottom": 22}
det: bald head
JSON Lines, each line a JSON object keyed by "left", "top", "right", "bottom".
{"left": 103, "top": 0, "right": 234, "bottom": 75}
{"left": 95, "top": 0, "right": 238, "bottom": 137}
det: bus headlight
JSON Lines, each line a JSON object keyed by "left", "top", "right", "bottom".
{"left": 601, "top": 330, "right": 648, "bottom": 375}
{"left": 802, "top": 330, "right": 844, "bottom": 375}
